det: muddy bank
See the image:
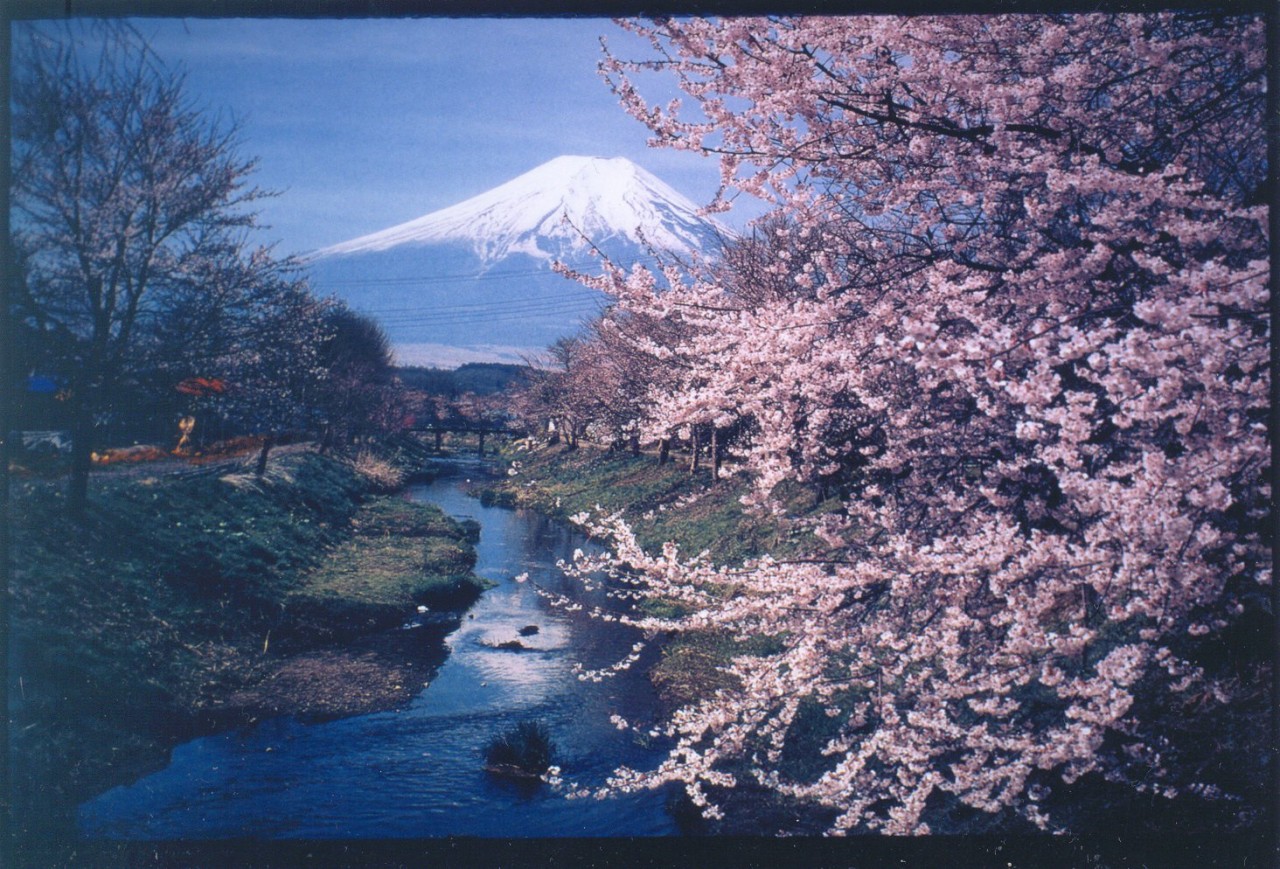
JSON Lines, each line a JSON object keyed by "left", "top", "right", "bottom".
{"left": 214, "top": 634, "right": 454, "bottom": 724}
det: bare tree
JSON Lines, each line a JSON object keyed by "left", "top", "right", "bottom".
{"left": 11, "top": 22, "right": 272, "bottom": 515}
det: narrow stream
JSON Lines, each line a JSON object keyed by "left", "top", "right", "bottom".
{"left": 78, "top": 460, "right": 677, "bottom": 838}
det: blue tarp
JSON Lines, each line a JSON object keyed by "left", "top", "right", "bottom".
{"left": 25, "top": 375, "right": 59, "bottom": 394}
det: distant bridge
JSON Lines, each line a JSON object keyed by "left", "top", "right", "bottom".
{"left": 410, "top": 423, "right": 520, "bottom": 455}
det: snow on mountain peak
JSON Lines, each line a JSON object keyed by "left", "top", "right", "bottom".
{"left": 314, "top": 155, "right": 728, "bottom": 263}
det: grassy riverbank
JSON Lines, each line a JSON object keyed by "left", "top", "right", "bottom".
{"left": 8, "top": 441, "right": 483, "bottom": 849}
{"left": 484, "top": 443, "right": 834, "bottom": 565}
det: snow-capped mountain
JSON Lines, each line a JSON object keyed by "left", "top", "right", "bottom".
{"left": 306, "top": 156, "right": 729, "bottom": 367}
{"left": 316, "top": 155, "right": 725, "bottom": 264}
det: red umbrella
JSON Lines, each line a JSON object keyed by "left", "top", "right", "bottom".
{"left": 176, "top": 377, "right": 228, "bottom": 396}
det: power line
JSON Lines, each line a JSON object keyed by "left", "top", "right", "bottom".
{"left": 351, "top": 288, "right": 606, "bottom": 316}
{"left": 348, "top": 290, "right": 611, "bottom": 323}
{"left": 373, "top": 299, "right": 607, "bottom": 327}
{"left": 306, "top": 254, "right": 668, "bottom": 288}
{"left": 375, "top": 307, "right": 602, "bottom": 327}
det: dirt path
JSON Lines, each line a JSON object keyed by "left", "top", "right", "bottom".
{"left": 10, "top": 440, "right": 320, "bottom": 488}
{"left": 109, "top": 440, "right": 317, "bottom": 478}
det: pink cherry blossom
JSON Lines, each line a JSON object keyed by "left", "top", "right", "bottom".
{"left": 532, "top": 13, "right": 1268, "bottom": 835}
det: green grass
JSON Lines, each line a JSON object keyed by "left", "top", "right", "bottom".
{"left": 7, "top": 444, "right": 480, "bottom": 845}
{"left": 490, "top": 444, "right": 828, "bottom": 565}
{"left": 352, "top": 497, "right": 468, "bottom": 540}
{"left": 289, "top": 498, "right": 490, "bottom": 625}
{"left": 10, "top": 452, "right": 368, "bottom": 695}
{"left": 651, "top": 630, "right": 786, "bottom": 706}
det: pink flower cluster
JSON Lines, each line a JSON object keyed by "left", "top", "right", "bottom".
{"left": 549, "top": 14, "right": 1269, "bottom": 834}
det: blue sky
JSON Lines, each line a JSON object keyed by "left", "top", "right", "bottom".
{"left": 91, "top": 17, "right": 750, "bottom": 257}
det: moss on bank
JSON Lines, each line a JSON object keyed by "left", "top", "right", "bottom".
{"left": 282, "top": 498, "right": 491, "bottom": 643}
{"left": 7, "top": 445, "right": 481, "bottom": 848}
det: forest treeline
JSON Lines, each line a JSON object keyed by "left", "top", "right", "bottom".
{"left": 397, "top": 363, "right": 528, "bottom": 397}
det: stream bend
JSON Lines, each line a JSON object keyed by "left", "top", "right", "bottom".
{"left": 78, "top": 460, "right": 676, "bottom": 839}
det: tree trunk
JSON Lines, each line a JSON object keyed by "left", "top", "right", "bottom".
{"left": 66, "top": 406, "right": 94, "bottom": 519}
{"left": 689, "top": 426, "right": 700, "bottom": 474}
{"left": 477, "top": 431, "right": 486, "bottom": 456}
{"left": 630, "top": 433, "right": 641, "bottom": 457}
{"left": 255, "top": 434, "right": 275, "bottom": 478}
{"left": 658, "top": 437, "right": 670, "bottom": 466}
{"left": 711, "top": 427, "right": 721, "bottom": 481}
{"left": 435, "top": 430, "right": 443, "bottom": 451}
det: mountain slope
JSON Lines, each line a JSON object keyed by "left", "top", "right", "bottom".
{"left": 316, "top": 155, "right": 726, "bottom": 263}
{"left": 305, "top": 156, "right": 729, "bottom": 366}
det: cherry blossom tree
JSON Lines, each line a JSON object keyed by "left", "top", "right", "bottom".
{"left": 558, "top": 14, "right": 1269, "bottom": 834}
{"left": 519, "top": 336, "right": 593, "bottom": 451}
{"left": 191, "top": 259, "right": 329, "bottom": 477}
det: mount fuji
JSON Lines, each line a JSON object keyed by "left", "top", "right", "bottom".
{"left": 306, "top": 156, "right": 731, "bottom": 367}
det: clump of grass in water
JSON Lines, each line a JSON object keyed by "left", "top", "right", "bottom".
{"left": 484, "top": 721, "right": 556, "bottom": 778}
